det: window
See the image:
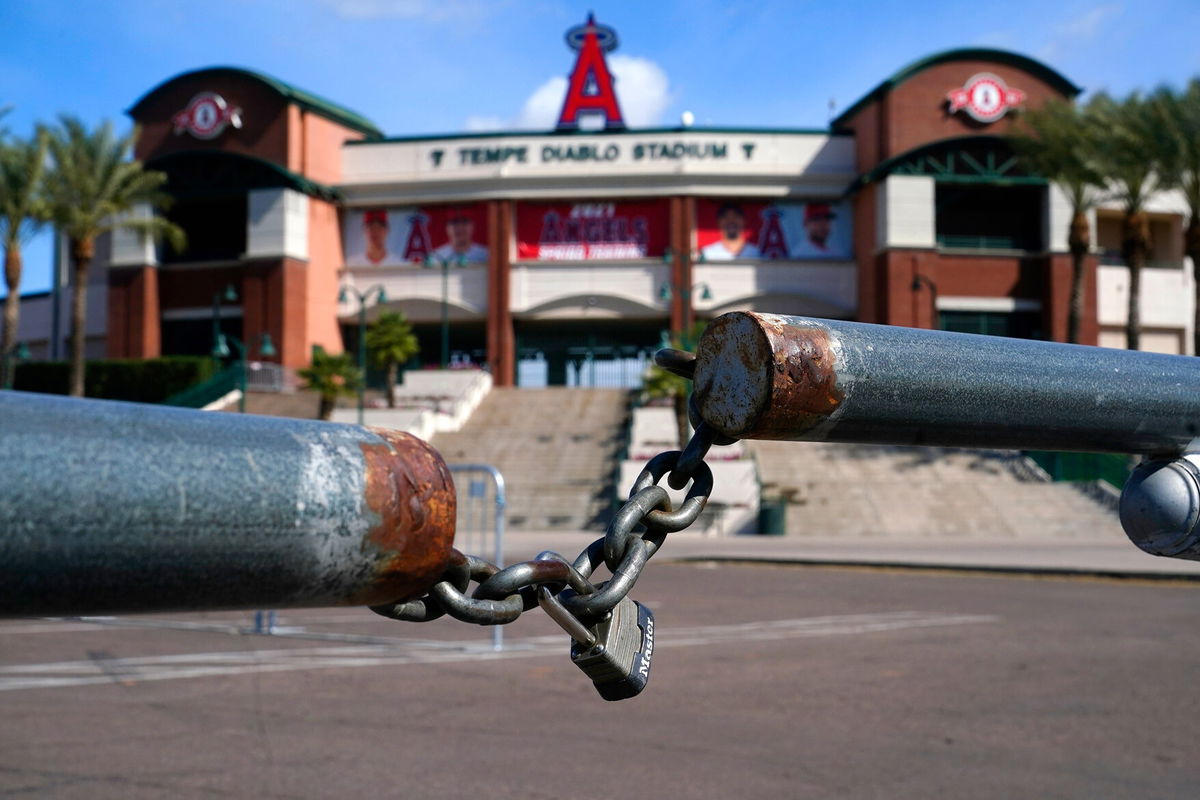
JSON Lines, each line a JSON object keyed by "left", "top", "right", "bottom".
{"left": 939, "top": 310, "right": 1042, "bottom": 340}
{"left": 935, "top": 185, "right": 1044, "bottom": 252}
{"left": 162, "top": 195, "right": 247, "bottom": 263}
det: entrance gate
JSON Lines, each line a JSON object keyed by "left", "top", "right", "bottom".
{"left": 516, "top": 345, "right": 655, "bottom": 388}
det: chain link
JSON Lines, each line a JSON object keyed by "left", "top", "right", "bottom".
{"left": 371, "top": 347, "right": 735, "bottom": 634}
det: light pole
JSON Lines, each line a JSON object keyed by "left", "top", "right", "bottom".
{"left": 424, "top": 253, "right": 465, "bottom": 369}
{"left": 3, "top": 342, "right": 31, "bottom": 390}
{"left": 213, "top": 332, "right": 276, "bottom": 413}
{"left": 211, "top": 284, "right": 238, "bottom": 350}
{"left": 338, "top": 284, "right": 387, "bottom": 424}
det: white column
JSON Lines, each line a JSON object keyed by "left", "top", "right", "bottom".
{"left": 876, "top": 175, "right": 935, "bottom": 249}
{"left": 247, "top": 188, "right": 309, "bottom": 260}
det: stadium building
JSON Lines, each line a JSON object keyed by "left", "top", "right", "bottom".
{"left": 16, "top": 17, "right": 1195, "bottom": 387}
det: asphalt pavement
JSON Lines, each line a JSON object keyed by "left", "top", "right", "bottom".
{"left": 2, "top": 560, "right": 1198, "bottom": 799}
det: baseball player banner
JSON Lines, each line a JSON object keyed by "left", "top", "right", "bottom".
{"left": 695, "top": 199, "right": 852, "bottom": 261}
{"left": 343, "top": 204, "right": 490, "bottom": 267}
{"left": 516, "top": 201, "right": 668, "bottom": 260}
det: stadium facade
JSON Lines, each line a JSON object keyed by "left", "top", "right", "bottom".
{"left": 15, "top": 22, "right": 1195, "bottom": 386}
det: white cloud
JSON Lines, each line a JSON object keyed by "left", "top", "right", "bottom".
{"left": 608, "top": 54, "right": 672, "bottom": 127}
{"left": 314, "top": 0, "right": 492, "bottom": 21}
{"left": 1039, "top": 4, "right": 1122, "bottom": 62}
{"left": 514, "top": 76, "right": 570, "bottom": 129}
{"left": 464, "top": 54, "right": 673, "bottom": 132}
{"left": 1062, "top": 3, "right": 1122, "bottom": 39}
{"left": 464, "top": 114, "right": 508, "bottom": 132}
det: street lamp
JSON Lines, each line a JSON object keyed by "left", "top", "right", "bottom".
{"left": 424, "top": 253, "right": 466, "bottom": 369}
{"left": 338, "top": 284, "right": 387, "bottom": 424}
{"left": 3, "top": 342, "right": 31, "bottom": 390}
{"left": 212, "top": 332, "right": 276, "bottom": 413}
{"left": 211, "top": 284, "right": 238, "bottom": 349}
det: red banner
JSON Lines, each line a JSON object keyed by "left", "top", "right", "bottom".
{"left": 344, "top": 203, "right": 489, "bottom": 267}
{"left": 695, "top": 199, "right": 852, "bottom": 261}
{"left": 516, "top": 201, "right": 668, "bottom": 260}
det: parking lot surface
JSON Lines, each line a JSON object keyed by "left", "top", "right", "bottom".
{"left": 2, "top": 562, "right": 1198, "bottom": 799}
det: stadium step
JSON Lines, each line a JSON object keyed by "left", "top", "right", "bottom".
{"left": 748, "top": 441, "right": 1124, "bottom": 541}
{"left": 431, "top": 388, "right": 630, "bottom": 532}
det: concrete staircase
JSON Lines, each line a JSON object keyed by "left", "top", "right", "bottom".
{"left": 748, "top": 441, "right": 1125, "bottom": 541}
{"left": 431, "top": 388, "right": 630, "bottom": 531}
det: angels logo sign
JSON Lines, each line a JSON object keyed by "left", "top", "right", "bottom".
{"left": 946, "top": 74, "right": 1025, "bottom": 124}
{"left": 172, "top": 92, "right": 243, "bottom": 140}
{"left": 556, "top": 13, "right": 625, "bottom": 131}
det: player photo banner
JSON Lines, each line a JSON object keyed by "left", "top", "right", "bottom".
{"left": 516, "top": 201, "right": 669, "bottom": 261}
{"left": 343, "top": 204, "right": 490, "bottom": 267}
{"left": 695, "top": 199, "right": 852, "bottom": 261}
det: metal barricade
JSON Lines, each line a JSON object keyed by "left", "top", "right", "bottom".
{"left": 447, "top": 464, "right": 507, "bottom": 650}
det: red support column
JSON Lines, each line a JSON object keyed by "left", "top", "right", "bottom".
{"left": 668, "top": 196, "right": 688, "bottom": 335}
{"left": 486, "top": 200, "right": 515, "bottom": 386}
{"left": 1043, "top": 252, "right": 1100, "bottom": 345}
{"left": 106, "top": 266, "right": 160, "bottom": 359}
{"left": 258, "top": 257, "right": 308, "bottom": 368}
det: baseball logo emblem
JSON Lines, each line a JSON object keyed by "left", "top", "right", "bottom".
{"left": 946, "top": 74, "right": 1025, "bottom": 123}
{"left": 172, "top": 92, "right": 243, "bottom": 139}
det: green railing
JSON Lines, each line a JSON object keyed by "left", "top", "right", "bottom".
{"left": 937, "top": 234, "right": 1021, "bottom": 250}
{"left": 162, "top": 365, "right": 241, "bottom": 409}
{"left": 1024, "top": 451, "right": 1135, "bottom": 489}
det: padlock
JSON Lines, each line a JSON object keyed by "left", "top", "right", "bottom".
{"left": 538, "top": 587, "right": 656, "bottom": 701}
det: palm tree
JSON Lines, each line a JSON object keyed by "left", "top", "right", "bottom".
{"left": 1148, "top": 79, "right": 1200, "bottom": 356}
{"left": 1, "top": 129, "right": 48, "bottom": 388}
{"left": 1010, "top": 99, "right": 1105, "bottom": 344}
{"left": 42, "top": 116, "right": 183, "bottom": 397}
{"left": 299, "top": 346, "right": 363, "bottom": 420}
{"left": 1089, "top": 92, "right": 1162, "bottom": 351}
{"left": 641, "top": 323, "right": 706, "bottom": 449}
{"left": 365, "top": 311, "right": 419, "bottom": 408}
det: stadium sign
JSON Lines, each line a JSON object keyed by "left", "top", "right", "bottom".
{"left": 557, "top": 14, "right": 625, "bottom": 131}
{"left": 172, "top": 92, "right": 243, "bottom": 139}
{"left": 946, "top": 73, "right": 1025, "bottom": 123}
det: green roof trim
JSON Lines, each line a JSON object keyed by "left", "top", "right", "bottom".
{"left": 128, "top": 66, "right": 382, "bottom": 138}
{"left": 844, "top": 135, "right": 1047, "bottom": 195}
{"left": 346, "top": 125, "right": 850, "bottom": 145}
{"left": 832, "top": 48, "right": 1083, "bottom": 131}
{"left": 146, "top": 149, "right": 342, "bottom": 202}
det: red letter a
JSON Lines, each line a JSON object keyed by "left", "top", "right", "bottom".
{"left": 557, "top": 28, "right": 625, "bottom": 130}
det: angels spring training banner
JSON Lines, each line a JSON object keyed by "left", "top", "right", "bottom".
{"left": 516, "top": 201, "right": 669, "bottom": 260}
{"left": 695, "top": 199, "right": 852, "bottom": 261}
{"left": 343, "top": 204, "right": 490, "bottom": 267}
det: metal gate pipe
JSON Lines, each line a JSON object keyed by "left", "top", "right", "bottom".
{"left": 0, "top": 392, "right": 456, "bottom": 617}
{"left": 692, "top": 312, "right": 1200, "bottom": 455}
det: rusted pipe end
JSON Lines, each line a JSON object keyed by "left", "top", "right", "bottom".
{"left": 693, "top": 312, "right": 843, "bottom": 440}
{"left": 353, "top": 429, "right": 457, "bottom": 606}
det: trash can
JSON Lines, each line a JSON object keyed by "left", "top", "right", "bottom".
{"left": 757, "top": 497, "right": 787, "bottom": 536}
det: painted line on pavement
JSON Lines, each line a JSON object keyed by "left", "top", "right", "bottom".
{"left": 0, "top": 611, "right": 996, "bottom": 692}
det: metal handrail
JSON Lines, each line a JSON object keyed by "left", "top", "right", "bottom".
{"left": 0, "top": 391, "right": 457, "bottom": 617}
{"left": 692, "top": 312, "right": 1200, "bottom": 455}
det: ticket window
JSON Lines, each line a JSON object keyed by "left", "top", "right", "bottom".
{"left": 939, "top": 310, "right": 1042, "bottom": 340}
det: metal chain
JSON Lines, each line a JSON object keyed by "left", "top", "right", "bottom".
{"left": 370, "top": 348, "right": 734, "bottom": 630}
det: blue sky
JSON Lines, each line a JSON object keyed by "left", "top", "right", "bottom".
{"left": 4, "top": 0, "right": 1199, "bottom": 296}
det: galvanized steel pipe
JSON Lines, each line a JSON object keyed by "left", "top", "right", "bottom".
{"left": 693, "top": 312, "right": 1200, "bottom": 454}
{"left": 0, "top": 392, "right": 456, "bottom": 617}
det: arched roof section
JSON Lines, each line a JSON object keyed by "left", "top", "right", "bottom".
{"left": 129, "top": 66, "right": 381, "bottom": 138}
{"left": 844, "top": 135, "right": 1045, "bottom": 195}
{"left": 832, "top": 48, "right": 1082, "bottom": 131}
{"left": 147, "top": 150, "right": 342, "bottom": 202}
